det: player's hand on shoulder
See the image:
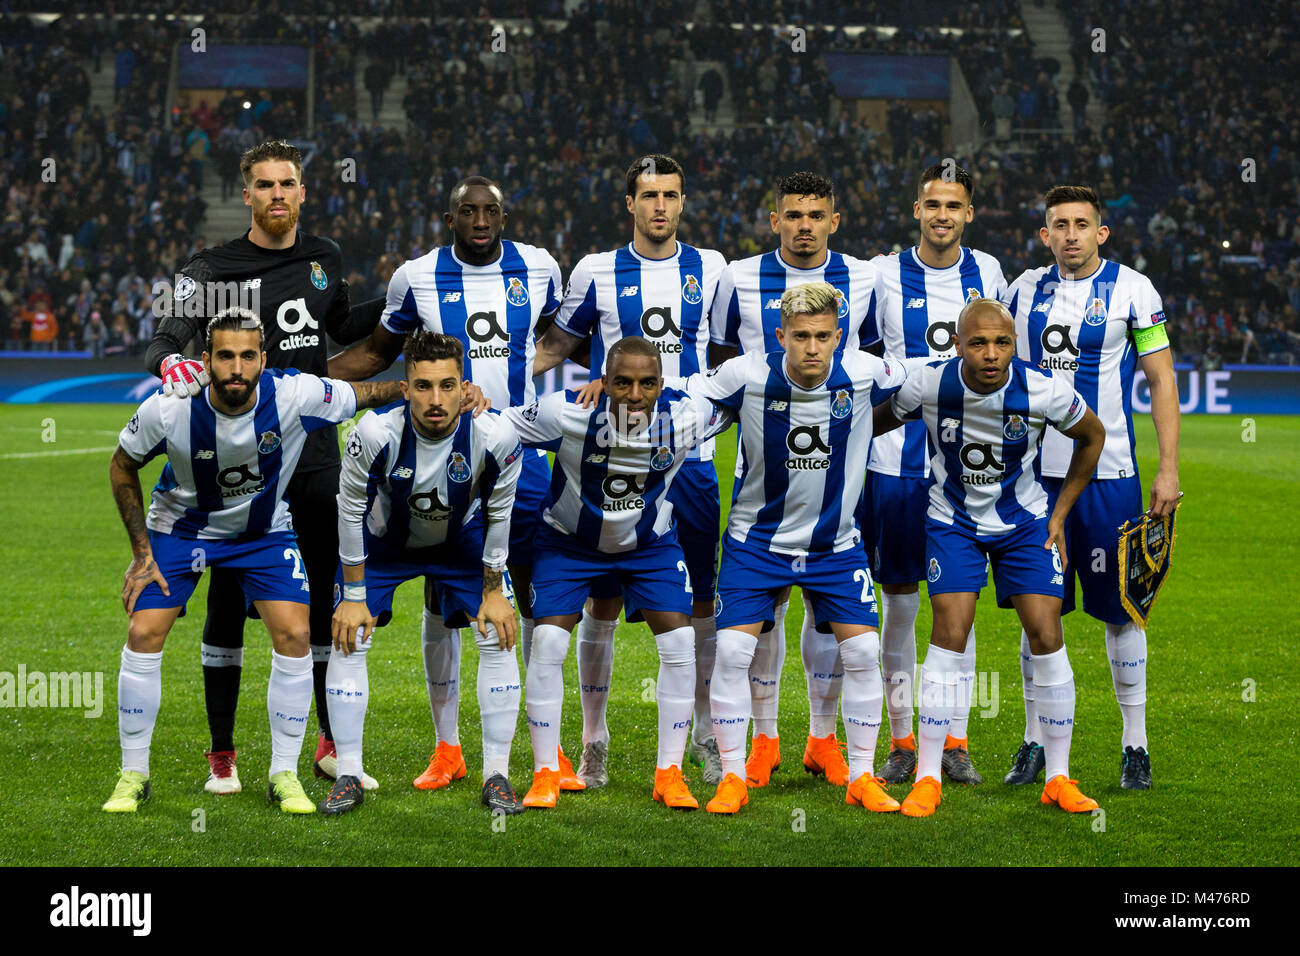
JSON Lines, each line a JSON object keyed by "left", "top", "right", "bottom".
{"left": 159, "top": 353, "right": 208, "bottom": 398}
{"left": 122, "top": 552, "right": 169, "bottom": 614}
{"left": 574, "top": 378, "right": 604, "bottom": 408}
{"left": 461, "top": 381, "right": 492, "bottom": 417}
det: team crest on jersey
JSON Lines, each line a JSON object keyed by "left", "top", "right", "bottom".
{"left": 650, "top": 445, "right": 674, "bottom": 471}
{"left": 258, "top": 430, "right": 281, "bottom": 454}
{"left": 830, "top": 390, "right": 853, "bottom": 420}
{"left": 966, "top": 288, "right": 982, "bottom": 302}
{"left": 447, "top": 452, "right": 472, "bottom": 483}
{"left": 927, "top": 558, "right": 941, "bottom": 583}
{"left": 1003, "top": 414, "right": 1028, "bottom": 441}
{"left": 833, "top": 287, "right": 849, "bottom": 320}
{"left": 174, "top": 275, "right": 197, "bottom": 302}
{"left": 310, "top": 261, "right": 328, "bottom": 291}
{"left": 1084, "top": 297, "right": 1107, "bottom": 326}
{"left": 506, "top": 277, "right": 529, "bottom": 306}
{"left": 681, "top": 274, "right": 703, "bottom": 305}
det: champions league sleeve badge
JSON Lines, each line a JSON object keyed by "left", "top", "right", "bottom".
{"left": 1117, "top": 494, "right": 1183, "bottom": 627}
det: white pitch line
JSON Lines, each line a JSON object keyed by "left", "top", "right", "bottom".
{"left": 0, "top": 445, "right": 117, "bottom": 460}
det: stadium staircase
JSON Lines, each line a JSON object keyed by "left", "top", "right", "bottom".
{"left": 692, "top": 59, "right": 737, "bottom": 134}
{"left": 356, "top": 52, "right": 411, "bottom": 133}
{"left": 1017, "top": 0, "right": 1104, "bottom": 136}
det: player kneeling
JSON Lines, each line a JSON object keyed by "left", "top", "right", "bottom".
{"left": 324, "top": 332, "right": 526, "bottom": 816}
{"left": 502, "top": 338, "right": 733, "bottom": 810}
{"left": 873, "top": 299, "right": 1106, "bottom": 818}
{"left": 103, "top": 309, "right": 400, "bottom": 813}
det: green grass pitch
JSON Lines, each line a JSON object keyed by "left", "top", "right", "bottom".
{"left": 0, "top": 405, "right": 1294, "bottom": 866}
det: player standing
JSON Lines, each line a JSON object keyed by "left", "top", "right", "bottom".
{"left": 873, "top": 299, "right": 1106, "bottom": 817}
{"left": 864, "top": 163, "right": 1008, "bottom": 786}
{"left": 324, "top": 332, "right": 525, "bottom": 815}
{"left": 690, "top": 282, "right": 907, "bottom": 815}
{"left": 1002, "top": 185, "right": 1179, "bottom": 789}
{"left": 327, "top": 176, "right": 566, "bottom": 791}
{"left": 709, "top": 172, "right": 878, "bottom": 790}
{"left": 104, "top": 309, "right": 400, "bottom": 813}
{"left": 144, "top": 140, "right": 384, "bottom": 795}
{"left": 533, "top": 154, "right": 727, "bottom": 787}
{"left": 501, "top": 337, "right": 734, "bottom": 810}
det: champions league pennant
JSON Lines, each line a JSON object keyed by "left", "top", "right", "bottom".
{"left": 1116, "top": 494, "right": 1183, "bottom": 627}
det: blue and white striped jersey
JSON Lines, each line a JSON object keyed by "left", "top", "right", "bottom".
{"left": 891, "top": 357, "right": 1087, "bottom": 536}
{"left": 688, "top": 349, "right": 907, "bottom": 555}
{"left": 556, "top": 241, "right": 726, "bottom": 461}
{"left": 337, "top": 405, "right": 522, "bottom": 570}
{"left": 501, "top": 388, "right": 733, "bottom": 554}
{"left": 1004, "top": 258, "right": 1167, "bottom": 479}
{"left": 710, "top": 248, "right": 880, "bottom": 356}
{"left": 380, "top": 240, "right": 562, "bottom": 408}
{"left": 118, "top": 370, "right": 358, "bottom": 539}
{"left": 865, "top": 246, "right": 1008, "bottom": 477}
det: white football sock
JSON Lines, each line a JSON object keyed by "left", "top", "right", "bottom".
{"left": 948, "top": 626, "right": 976, "bottom": 740}
{"left": 1019, "top": 629, "right": 1037, "bottom": 743}
{"left": 577, "top": 615, "right": 616, "bottom": 746}
{"left": 525, "top": 624, "right": 570, "bottom": 772}
{"left": 325, "top": 636, "right": 370, "bottom": 779}
{"left": 474, "top": 624, "right": 521, "bottom": 781}
{"left": 916, "top": 645, "right": 962, "bottom": 781}
{"left": 800, "top": 611, "right": 843, "bottom": 738}
{"left": 880, "top": 590, "right": 920, "bottom": 740}
{"left": 691, "top": 615, "right": 716, "bottom": 745}
{"left": 421, "top": 610, "right": 460, "bottom": 747}
{"left": 1033, "top": 646, "right": 1076, "bottom": 781}
{"left": 654, "top": 626, "right": 696, "bottom": 769}
{"left": 1105, "top": 622, "right": 1148, "bottom": 750}
{"left": 749, "top": 600, "right": 787, "bottom": 737}
{"left": 118, "top": 646, "right": 162, "bottom": 776}
{"left": 520, "top": 617, "right": 535, "bottom": 667}
{"left": 711, "top": 628, "right": 758, "bottom": 778}
{"left": 837, "top": 631, "right": 883, "bottom": 781}
{"left": 267, "top": 650, "right": 313, "bottom": 776}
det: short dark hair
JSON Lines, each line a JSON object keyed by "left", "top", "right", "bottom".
{"left": 205, "top": 307, "right": 264, "bottom": 352}
{"left": 605, "top": 335, "right": 662, "bottom": 377}
{"left": 1044, "top": 184, "right": 1102, "bottom": 225}
{"left": 449, "top": 175, "right": 505, "bottom": 213}
{"left": 240, "top": 140, "right": 303, "bottom": 187}
{"left": 918, "top": 162, "right": 974, "bottom": 201}
{"left": 776, "top": 171, "right": 835, "bottom": 209}
{"left": 625, "top": 154, "right": 685, "bottom": 198}
{"left": 404, "top": 330, "right": 464, "bottom": 375}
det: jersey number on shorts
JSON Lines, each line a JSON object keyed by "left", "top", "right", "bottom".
{"left": 853, "top": 568, "right": 873, "bottom": 603}
{"left": 284, "top": 548, "right": 307, "bottom": 581}
{"left": 678, "top": 560, "right": 693, "bottom": 595}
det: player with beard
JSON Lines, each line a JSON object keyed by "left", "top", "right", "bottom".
{"left": 144, "top": 140, "right": 392, "bottom": 797}
{"left": 327, "top": 177, "right": 569, "bottom": 794}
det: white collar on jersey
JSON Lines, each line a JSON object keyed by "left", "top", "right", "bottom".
{"left": 625, "top": 240, "right": 681, "bottom": 263}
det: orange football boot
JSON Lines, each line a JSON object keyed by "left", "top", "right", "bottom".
{"left": 803, "top": 733, "right": 851, "bottom": 786}
{"left": 522, "top": 768, "right": 562, "bottom": 808}
{"left": 413, "top": 741, "right": 467, "bottom": 790}
{"left": 901, "top": 775, "right": 943, "bottom": 817}
{"left": 744, "top": 734, "right": 781, "bottom": 787}
{"left": 1041, "top": 775, "right": 1099, "bottom": 813}
{"left": 556, "top": 746, "right": 586, "bottom": 791}
{"left": 652, "top": 765, "right": 699, "bottom": 810}
{"left": 705, "top": 772, "right": 749, "bottom": 814}
{"left": 846, "top": 773, "right": 902, "bottom": 812}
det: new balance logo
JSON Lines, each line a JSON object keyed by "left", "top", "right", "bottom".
{"left": 195, "top": 449, "right": 214, "bottom": 460}
{"left": 1032, "top": 301, "right": 1053, "bottom": 313}
{"left": 392, "top": 466, "right": 413, "bottom": 479}
{"left": 585, "top": 453, "right": 607, "bottom": 464}
{"left": 619, "top": 285, "right": 639, "bottom": 297}
{"left": 767, "top": 400, "right": 788, "bottom": 411}
{"left": 441, "top": 292, "right": 462, "bottom": 303}
{"left": 905, "top": 297, "right": 927, "bottom": 309}
{"left": 764, "top": 297, "right": 783, "bottom": 310}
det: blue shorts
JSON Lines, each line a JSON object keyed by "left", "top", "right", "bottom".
{"left": 924, "top": 517, "right": 1063, "bottom": 608}
{"left": 134, "top": 530, "right": 310, "bottom": 616}
{"left": 590, "top": 458, "right": 720, "bottom": 604}
{"left": 530, "top": 525, "right": 692, "bottom": 623}
{"left": 863, "top": 472, "right": 930, "bottom": 584}
{"left": 333, "top": 540, "right": 498, "bottom": 630}
{"left": 508, "top": 449, "right": 551, "bottom": 568}
{"left": 714, "top": 535, "right": 879, "bottom": 633}
{"left": 1043, "top": 474, "right": 1143, "bottom": 625}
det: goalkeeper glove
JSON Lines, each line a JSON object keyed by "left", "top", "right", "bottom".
{"left": 160, "top": 353, "right": 209, "bottom": 397}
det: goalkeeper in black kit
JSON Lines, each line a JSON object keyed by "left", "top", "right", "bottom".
{"left": 145, "top": 140, "right": 386, "bottom": 794}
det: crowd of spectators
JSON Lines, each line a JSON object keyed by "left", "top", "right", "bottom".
{"left": 2, "top": 3, "right": 1296, "bottom": 369}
